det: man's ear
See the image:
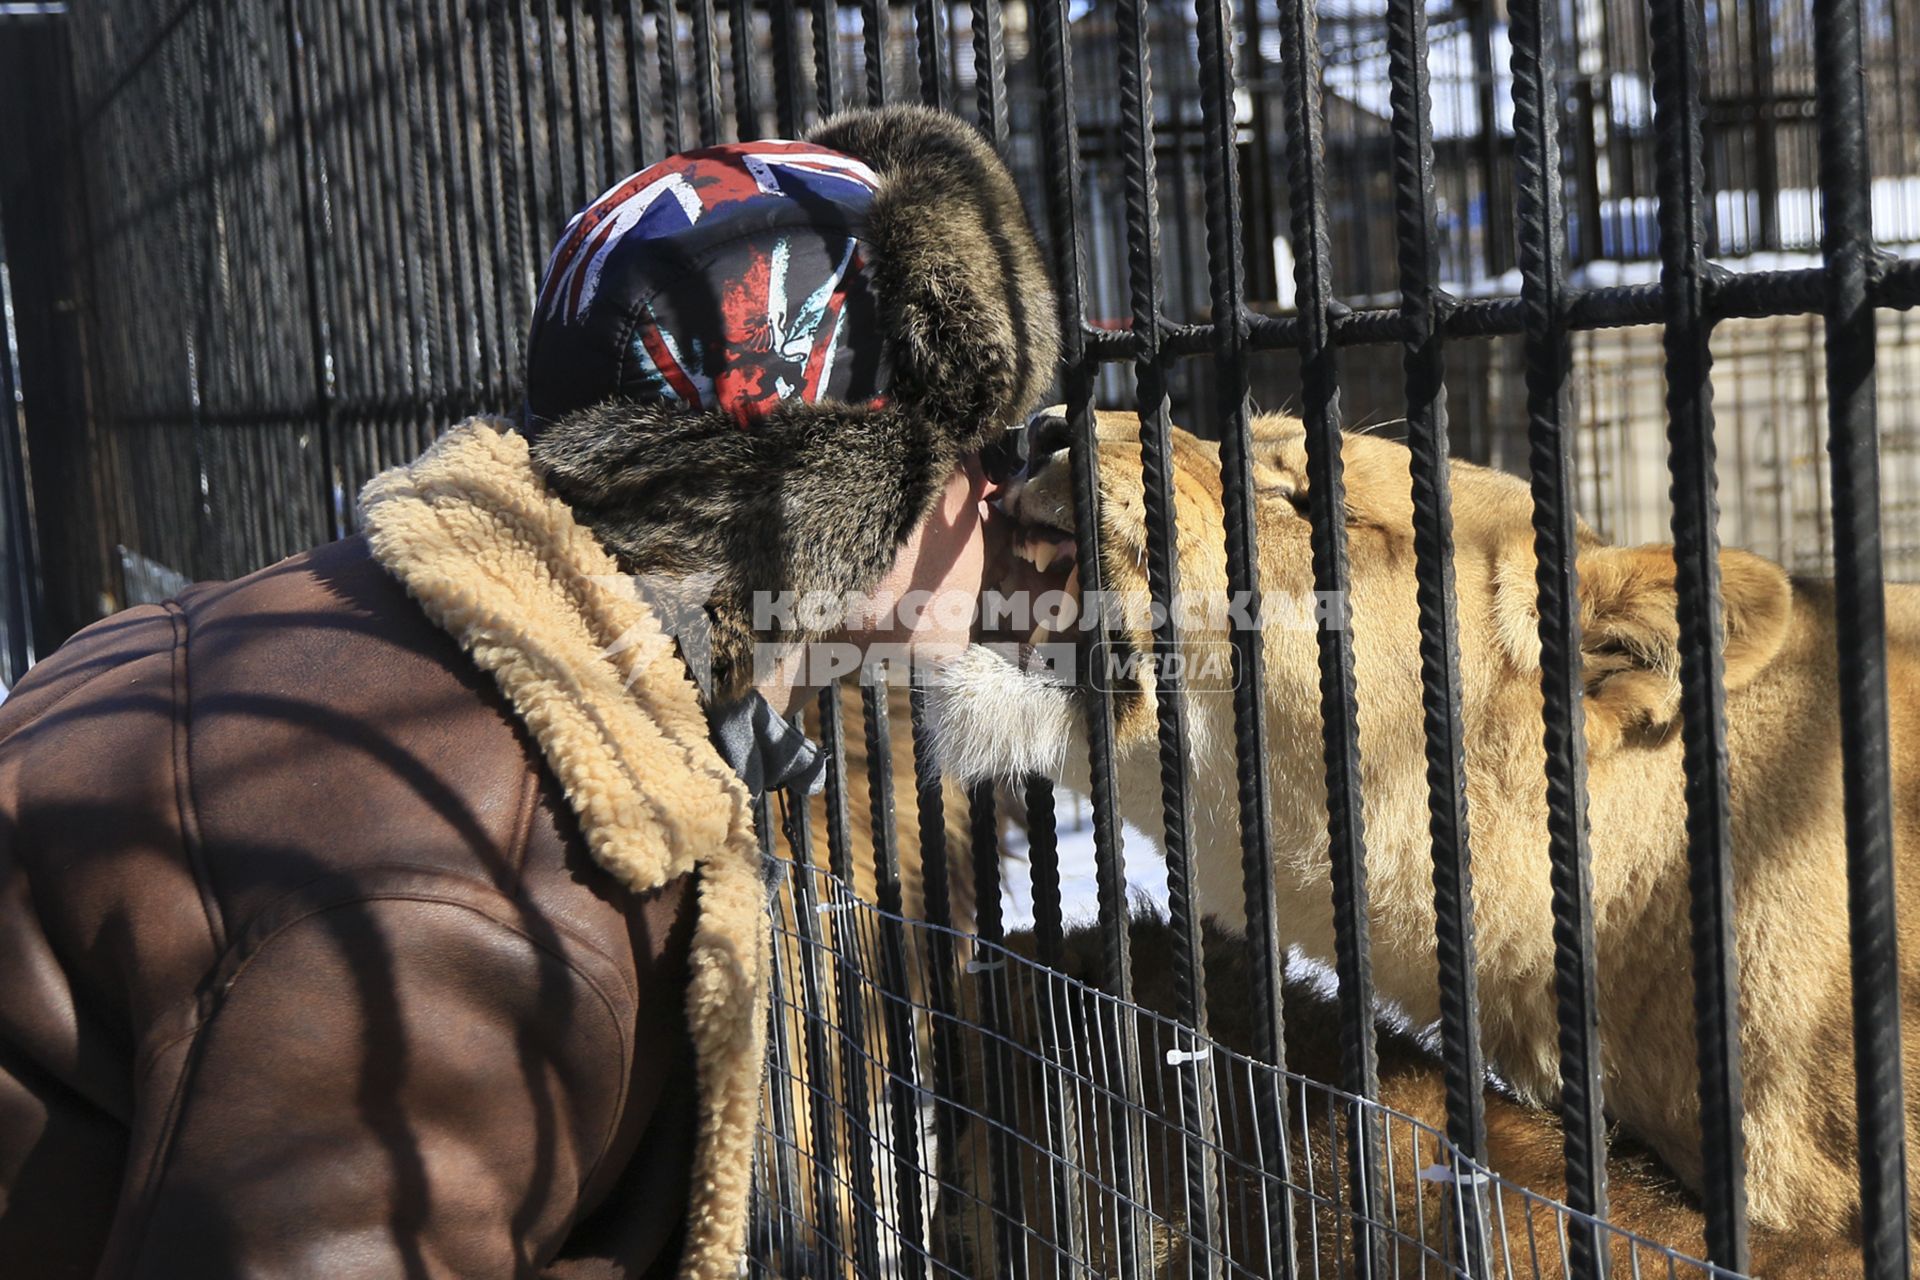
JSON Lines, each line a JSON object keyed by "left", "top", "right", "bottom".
{"left": 1574, "top": 543, "right": 1791, "bottom": 752}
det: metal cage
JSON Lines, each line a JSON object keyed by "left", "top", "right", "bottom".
{"left": 756, "top": 853, "right": 1757, "bottom": 1278}
{"left": 2, "top": 0, "right": 1917, "bottom": 1275}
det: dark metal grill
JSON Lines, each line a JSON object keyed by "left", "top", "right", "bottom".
{"left": 2, "top": 0, "right": 1917, "bottom": 1275}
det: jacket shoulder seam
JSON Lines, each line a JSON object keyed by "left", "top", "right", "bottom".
{"left": 164, "top": 599, "right": 227, "bottom": 956}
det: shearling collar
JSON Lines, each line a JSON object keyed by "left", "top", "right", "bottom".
{"left": 358, "top": 418, "right": 770, "bottom": 1280}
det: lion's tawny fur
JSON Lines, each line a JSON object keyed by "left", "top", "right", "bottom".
{"left": 938, "top": 408, "right": 1920, "bottom": 1241}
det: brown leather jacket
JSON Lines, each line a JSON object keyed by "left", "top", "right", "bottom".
{"left": 0, "top": 423, "right": 772, "bottom": 1279}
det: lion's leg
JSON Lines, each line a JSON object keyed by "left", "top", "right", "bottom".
{"left": 1734, "top": 1089, "right": 1863, "bottom": 1238}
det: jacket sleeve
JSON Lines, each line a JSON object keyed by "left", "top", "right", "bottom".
{"left": 109, "top": 881, "right": 636, "bottom": 1280}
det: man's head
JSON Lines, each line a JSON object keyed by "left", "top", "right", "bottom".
{"left": 521, "top": 107, "right": 1057, "bottom": 702}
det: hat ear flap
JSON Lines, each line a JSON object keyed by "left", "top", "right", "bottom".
{"left": 810, "top": 106, "right": 1061, "bottom": 448}
{"left": 532, "top": 397, "right": 954, "bottom": 701}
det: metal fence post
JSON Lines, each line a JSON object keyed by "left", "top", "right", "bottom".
{"left": 861, "top": 678, "right": 930, "bottom": 1280}
{"left": 0, "top": 209, "right": 39, "bottom": 685}
{"left": 781, "top": 769, "right": 846, "bottom": 1274}
{"left": 1646, "top": 0, "right": 1752, "bottom": 1262}
{"left": 1508, "top": 0, "right": 1612, "bottom": 1270}
{"left": 1112, "top": 0, "right": 1226, "bottom": 1268}
{"left": 817, "top": 683, "right": 887, "bottom": 1279}
{"left": 1815, "top": 0, "right": 1916, "bottom": 1268}
{"left": 1182, "top": 0, "right": 1305, "bottom": 1268}
{"left": 1381, "top": 0, "right": 1493, "bottom": 1267}
{"left": 1030, "top": 0, "right": 1151, "bottom": 1268}
{"left": 1264, "top": 0, "right": 1388, "bottom": 1261}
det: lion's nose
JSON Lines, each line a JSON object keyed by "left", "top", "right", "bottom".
{"left": 1026, "top": 409, "right": 1072, "bottom": 464}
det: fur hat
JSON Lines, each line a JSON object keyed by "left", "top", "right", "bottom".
{"left": 523, "top": 106, "right": 1059, "bottom": 701}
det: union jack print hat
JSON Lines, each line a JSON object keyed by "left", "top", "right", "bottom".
{"left": 524, "top": 106, "right": 1061, "bottom": 701}
{"left": 526, "top": 140, "right": 891, "bottom": 428}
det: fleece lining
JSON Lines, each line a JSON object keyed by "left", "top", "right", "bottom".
{"left": 359, "top": 418, "right": 768, "bottom": 1280}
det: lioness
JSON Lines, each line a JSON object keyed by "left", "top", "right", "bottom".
{"left": 930, "top": 409, "right": 1920, "bottom": 1239}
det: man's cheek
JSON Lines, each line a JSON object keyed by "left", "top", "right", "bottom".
{"left": 928, "top": 583, "right": 980, "bottom": 635}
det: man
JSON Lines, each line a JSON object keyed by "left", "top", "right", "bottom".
{"left": 0, "top": 105, "right": 1056, "bottom": 1278}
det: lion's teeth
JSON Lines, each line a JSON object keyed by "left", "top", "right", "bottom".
{"left": 1031, "top": 541, "right": 1057, "bottom": 572}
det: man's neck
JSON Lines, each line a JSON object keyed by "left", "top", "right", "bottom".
{"left": 751, "top": 648, "right": 815, "bottom": 718}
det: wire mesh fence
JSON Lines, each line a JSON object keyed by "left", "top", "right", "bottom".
{"left": 4, "top": 0, "right": 1920, "bottom": 1275}
{"left": 756, "top": 847, "right": 1796, "bottom": 1280}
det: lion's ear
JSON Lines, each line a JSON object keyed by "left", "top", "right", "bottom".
{"left": 1247, "top": 414, "right": 1308, "bottom": 507}
{"left": 1490, "top": 540, "right": 1791, "bottom": 752}
{"left": 1573, "top": 543, "right": 1791, "bottom": 751}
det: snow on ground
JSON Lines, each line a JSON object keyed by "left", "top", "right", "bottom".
{"left": 998, "top": 792, "right": 1171, "bottom": 932}
{"left": 995, "top": 792, "right": 1360, "bottom": 1025}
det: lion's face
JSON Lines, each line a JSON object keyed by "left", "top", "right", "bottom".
{"left": 932, "top": 406, "right": 1793, "bottom": 935}
{"left": 929, "top": 410, "right": 1240, "bottom": 786}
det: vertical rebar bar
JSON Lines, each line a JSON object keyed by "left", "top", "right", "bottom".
{"left": 281, "top": 0, "right": 337, "bottom": 541}
{"left": 689, "top": 0, "right": 721, "bottom": 142}
{"left": 781, "top": 772, "right": 845, "bottom": 1273}
{"left": 810, "top": 0, "right": 837, "bottom": 118}
{"left": 728, "top": 0, "right": 759, "bottom": 139}
{"left": 817, "top": 684, "right": 886, "bottom": 1279}
{"left": 488, "top": 0, "right": 532, "bottom": 393}
{"left": 1029, "top": 0, "right": 1149, "bottom": 1268}
{"left": 1646, "top": 0, "right": 1751, "bottom": 1263}
{"left": 1113, "top": 0, "right": 1224, "bottom": 1269}
{"left": 649, "top": 0, "right": 685, "bottom": 153}
{"left": 1266, "top": 0, "right": 1385, "bottom": 1262}
{"left": 620, "top": 0, "right": 650, "bottom": 169}
{"left": 968, "top": 0, "right": 1005, "bottom": 148}
{"left": 911, "top": 0, "right": 941, "bottom": 107}
{"left": 593, "top": 0, "right": 619, "bottom": 183}
{"left": 0, "top": 210, "right": 39, "bottom": 681}
{"left": 1188, "top": 0, "right": 1301, "bottom": 1268}
{"left": 1815, "top": 0, "right": 1914, "bottom": 1267}
{"left": 1381, "top": 0, "right": 1491, "bottom": 1266}
{"left": 753, "top": 786, "right": 807, "bottom": 1269}
{"left": 1022, "top": 770, "right": 1088, "bottom": 1268}
{"left": 861, "top": 678, "right": 928, "bottom": 1280}
{"left": 535, "top": 0, "right": 569, "bottom": 227}
{"left": 858, "top": 0, "right": 886, "bottom": 107}
{"left": 563, "top": 0, "right": 591, "bottom": 199}
{"left": 1508, "top": 0, "right": 1612, "bottom": 1268}
{"left": 769, "top": 0, "right": 803, "bottom": 135}
{"left": 967, "top": 779, "right": 1028, "bottom": 1280}
{"left": 907, "top": 673, "right": 966, "bottom": 1226}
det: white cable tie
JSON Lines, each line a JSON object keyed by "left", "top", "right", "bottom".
{"left": 965, "top": 957, "right": 1006, "bottom": 974}
{"left": 815, "top": 900, "right": 859, "bottom": 914}
{"left": 1417, "top": 1163, "right": 1493, "bottom": 1188}
{"left": 1165, "top": 1046, "right": 1212, "bottom": 1066}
